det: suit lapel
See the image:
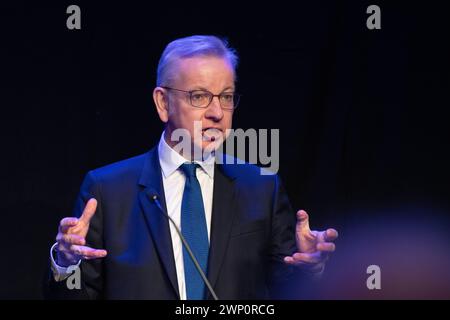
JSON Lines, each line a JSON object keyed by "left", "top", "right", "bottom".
{"left": 138, "top": 147, "right": 179, "bottom": 299}
{"left": 206, "top": 162, "right": 238, "bottom": 298}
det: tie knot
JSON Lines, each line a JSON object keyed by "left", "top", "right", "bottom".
{"left": 180, "top": 162, "right": 198, "bottom": 178}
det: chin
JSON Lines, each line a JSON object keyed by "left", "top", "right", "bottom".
{"left": 202, "top": 140, "right": 217, "bottom": 150}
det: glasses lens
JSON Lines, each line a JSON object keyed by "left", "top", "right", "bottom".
{"left": 220, "top": 93, "right": 240, "bottom": 109}
{"left": 219, "top": 93, "right": 233, "bottom": 109}
{"left": 190, "top": 91, "right": 212, "bottom": 108}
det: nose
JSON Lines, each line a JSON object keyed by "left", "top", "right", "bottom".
{"left": 205, "top": 96, "right": 224, "bottom": 121}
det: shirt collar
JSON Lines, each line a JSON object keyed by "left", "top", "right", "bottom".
{"left": 158, "top": 131, "right": 215, "bottom": 179}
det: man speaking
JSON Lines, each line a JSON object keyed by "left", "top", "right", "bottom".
{"left": 46, "top": 35, "right": 338, "bottom": 299}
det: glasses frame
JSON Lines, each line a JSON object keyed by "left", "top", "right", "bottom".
{"left": 161, "top": 86, "right": 241, "bottom": 110}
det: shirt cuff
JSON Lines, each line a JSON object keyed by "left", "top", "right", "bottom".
{"left": 49, "top": 242, "right": 81, "bottom": 282}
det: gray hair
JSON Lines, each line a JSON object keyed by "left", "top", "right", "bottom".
{"left": 156, "top": 35, "right": 239, "bottom": 86}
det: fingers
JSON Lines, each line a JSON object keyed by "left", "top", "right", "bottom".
{"left": 59, "top": 217, "right": 79, "bottom": 233}
{"left": 316, "top": 228, "right": 339, "bottom": 243}
{"left": 316, "top": 242, "right": 336, "bottom": 252}
{"left": 284, "top": 255, "right": 326, "bottom": 274}
{"left": 56, "top": 236, "right": 107, "bottom": 264}
{"left": 296, "top": 210, "right": 312, "bottom": 234}
{"left": 324, "top": 228, "right": 339, "bottom": 242}
{"left": 296, "top": 210, "right": 309, "bottom": 227}
{"left": 284, "top": 256, "right": 300, "bottom": 264}
{"left": 286, "top": 242, "right": 334, "bottom": 264}
{"left": 69, "top": 245, "right": 108, "bottom": 260}
{"left": 58, "top": 198, "right": 99, "bottom": 234}
{"left": 284, "top": 241, "right": 335, "bottom": 265}
{"left": 313, "top": 230, "right": 336, "bottom": 252}
{"left": 284, "top": 252, "right": 324, "bottom": 265}
{"left": 79, "top": 198, "right": 98, "bottom": 225}
{"left": 56, "top": 233, "right": 86, "bottom": 246}
{"left": 296, "top": 210, "right": 339, "bottom": 242}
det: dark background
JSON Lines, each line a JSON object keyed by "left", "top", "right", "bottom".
{"left": 1, "top": 1, "right": 449, "bottom": 299}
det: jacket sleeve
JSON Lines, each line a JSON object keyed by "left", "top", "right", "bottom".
{"left": 267, "top": 175, "right": 320, "bottom": 299}
{"left": 266, "top": 175, "right": 296, "bottom": 296}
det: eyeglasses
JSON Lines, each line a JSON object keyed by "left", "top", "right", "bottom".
{"left": 161, "top": 86, "right": 241, "bottom": 110}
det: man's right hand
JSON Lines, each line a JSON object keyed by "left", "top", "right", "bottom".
{"left": 55, "top": 198, "right": 107, "bottom": 267}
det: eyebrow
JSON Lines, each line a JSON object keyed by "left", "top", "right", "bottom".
{"left": 191, "top": 86, "right": 235, "bottom": 92}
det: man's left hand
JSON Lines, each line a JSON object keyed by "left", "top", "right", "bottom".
{"left": 284, "top": 210, "right": 338, "bottom": 273}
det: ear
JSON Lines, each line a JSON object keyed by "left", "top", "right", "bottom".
{"left": 153, "top": 87, "right": 169, "bottom": 123}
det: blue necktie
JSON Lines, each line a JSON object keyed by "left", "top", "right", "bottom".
{"left": 180, "top": 163, "right": 209, "bottom": 300}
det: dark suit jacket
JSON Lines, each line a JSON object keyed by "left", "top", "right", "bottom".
{"left": 46, "top": 146, "right": 300, "bottom": 299}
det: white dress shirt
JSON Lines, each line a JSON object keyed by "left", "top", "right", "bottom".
{"left": 158, "top": 132, "right": 215, "bottom": 300}
{"left": 50, "top": 132, "right": 215, "bottom": 300}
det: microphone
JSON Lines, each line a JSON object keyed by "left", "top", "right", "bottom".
{"left": 151, "top": 193, "right": 219, "bottom": 300}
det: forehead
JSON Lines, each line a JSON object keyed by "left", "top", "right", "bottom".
{"left": 171, "top": 56, "right": 235, "bottom": 88}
